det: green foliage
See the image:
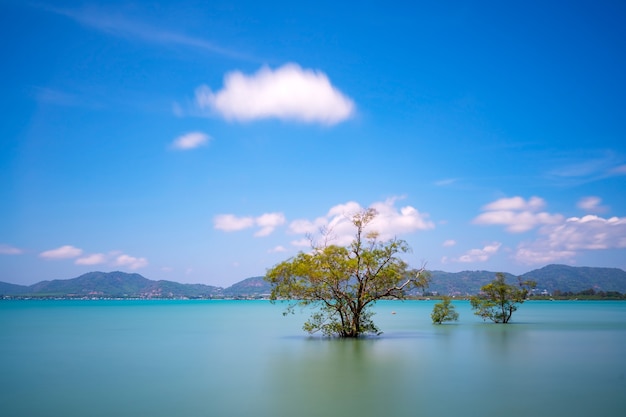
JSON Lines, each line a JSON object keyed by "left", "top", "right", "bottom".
{"left": 470, "top": 273, "right": 536, "bottom": 323}
{"left": 431, "top": 296, "right": 459, "bottom": 324}
{"left": 265, "top": 208, "right": 430, "bottom": 337}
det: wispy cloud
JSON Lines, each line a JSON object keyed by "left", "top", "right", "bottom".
{"left": 195, "top": 63, "right": 355, "bottom": 125}
{"left": 39, "top": 3, "right": 250, "bottom": 60}
{"left": 434, "top": 178, "right": 458, "bottom": 186}
{"left": 0, "top": 244, "right": 23, "bottom": 255}
{"left": 609, "top": 164, "right": 626, "bottom": 175}
{"left": 546, "top": 150, "right": 626, "bottom": 185}
{"left": 171, "top": 132, "right": 211, "bottom": 150}
{"left": 473, "top": 196, "right": 563, "bottom": 233}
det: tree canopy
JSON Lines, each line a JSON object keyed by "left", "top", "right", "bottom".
{"left": 470, "top": 273, "right": 536, "bottom": 323}
{"left": 265, "top": 208, "right": 430, "bottom": 337}
{"left": 431, "top": 296, "right": 459, "bottom": 324}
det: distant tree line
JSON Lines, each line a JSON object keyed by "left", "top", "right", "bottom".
{"left": 549, "top": 288, "right": 625, "bottom": 299}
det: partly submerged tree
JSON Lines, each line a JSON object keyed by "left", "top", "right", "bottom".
{"left": 431, "top": 296, "right": 459, "bottom": 324}
{"left": 470, "top": 273, "right": 536, "bottom": 323}
{"left": 265, "top": 208, "right": 430, "bottom": 338}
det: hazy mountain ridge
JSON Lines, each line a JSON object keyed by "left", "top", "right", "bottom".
{"left": 1, "top": 265, "right": 625, "bottom": 298}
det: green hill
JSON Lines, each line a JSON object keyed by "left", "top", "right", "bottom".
{"left": 2, "top": 271, "right": 221, "bottom": 298}
{"left": 521, "top": 264, "right": 626, "bottom": 293}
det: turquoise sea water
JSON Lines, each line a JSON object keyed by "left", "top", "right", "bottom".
{"left": 1, "top": 300, "right": 625, "bottom": 417}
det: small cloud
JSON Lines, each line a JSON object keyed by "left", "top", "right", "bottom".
{"left": 454, "top": 242, "right": 502, "bottom": 263}
{"left": 291, "top": 238, "right": 311, "bottom": 248}
{"left": 254, "top": 213, "right": 286, "bottom": 237}
{"left": 114, "top": 254, "right": 148, "bottom": 270}
{"left": 442, "top": 240, "right": 456, "bottom": 247}
{"left": 482, "top": 196, "right": 545, "bottom": 211}
{"left": 577, "top": 196, "right": 608, "bottom": 214}
{"left": 75, "top": 253, "right": 107, "bottom": 265}
{"left": 268, "top": 245, "right": 287, "bottom": 253}
{"left": 40, "top": 245, "right": 83, "bottom": 260}
{"left": 473, "top": 196, "right": 563, "bottom": 233}
{"left": 171, "top": 131, "right": 211, "bottom": 150}
{"left": 195, "top": 63, "right": 355, "bottom": 125}
{"left": 0, "top": 244, "right": 23, "bottom": 255}
{"left": 215, "top": 212, "right": 285, "bottom": 236}
{"left": 214, "top": 214, "right": 255, "bottom": 232}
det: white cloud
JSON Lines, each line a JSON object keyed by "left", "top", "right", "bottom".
{"left": 577, "top": 196, "right": 608, "bottom": 214}
{"left": 214, "top": 214, "right": 255, "bottom": 232}
{"left": 40, "top": 245, "right": 83, "bottom": 260}
{"left": 254, "top": 213, "right": 286, "bottom": 237}
{"left": 195, "top": 63, "right": 355, "bottom": 125}
{"left": 482, "top": 196, "right": 545, "bottom": 211}
{"left": 288, "top": 198, "right": 434, "bottom": 247}
{"left": 514, "top": 247, "right": 576, "bottom": 265}
{"left": 0, "top": 244, "right": 23, "bottom": 255}
{"left": 453, "top": 242, "right": 502, "bottom": 263}
{"left": 442, "top": 240, "right": 456, "bottom": 247}
{"left": 514, "top": 215, "right": 626, "bottom": 264}
{"left": 215, "top": 212, "right": 286, "bottom": 236}
{"left": 268, "top": 246, "right": 287, "bottom": 253}
{"left": 473, "top": 196, "right": 563, "bottom": 233}
{"left": 115, "top": 254, "right": 148, "bottom": 270}
{"left": 75, "top": 253, "right": 107, "bottom": 265}
{"left": 171, "top": 132, "right": 210, "bottom": 150}
{"left": 291, "top": 238, "right": 312, "bottom": 248}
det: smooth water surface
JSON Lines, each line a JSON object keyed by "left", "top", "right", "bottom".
{"left": 1, "top": 300, "right": 625, "bottom": 417}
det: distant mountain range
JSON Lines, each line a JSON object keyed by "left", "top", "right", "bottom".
{"left": 1, "top": 264, "right": 625, "bottom": 298}
{"left": 426, "top": 264, "right": 626, "bottom": 295}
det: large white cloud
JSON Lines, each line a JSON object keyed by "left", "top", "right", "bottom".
{"left": 195, "top": 63, "right": 355, "bottom": 125}
{"left": 39, "top": 245, "right": 83, "bottom": 260}
{"left": 473, "top": 196, "right": 563, "bottom": 233}
{"left": 514, "top": 215, "right": 626, "bottom": 264}
{"left": 288, "top": 198, "right": 435, "bottom": 246}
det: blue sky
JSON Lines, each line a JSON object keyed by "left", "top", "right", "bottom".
{"left": 2, "top": 0, "right": 625, "bottom": 287}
